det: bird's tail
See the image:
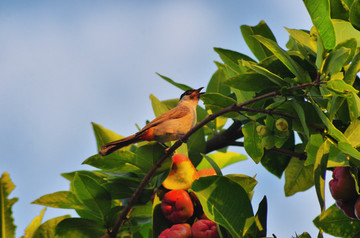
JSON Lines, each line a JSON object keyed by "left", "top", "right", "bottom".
{"left": 99, "top": 135, "right": 142, "bottom": 156}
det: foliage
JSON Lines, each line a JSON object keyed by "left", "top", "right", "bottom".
{"left": 2, "top": 0, "right": 360, "bottom": 237}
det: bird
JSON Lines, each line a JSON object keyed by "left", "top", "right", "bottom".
{"left": 99, "top": 88, "right": 204, "bottom": 156}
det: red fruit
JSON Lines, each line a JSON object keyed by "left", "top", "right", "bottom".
{"left": 192, "top": 219, "right": 219, "bottom": 238}
{"left": 354, "top": 197, "right": 360, "bottom": 219}
{"left": 158, "top": 224, "right": 192, "bottom": 238}
{"left": 336, "top": 200, "right": 357, "bottom": 219}
{"left": 161, "top": 190, "right": 194, "bottom": 224}
{"left": 329, "top": 167, "right": 358, "bottom": 202}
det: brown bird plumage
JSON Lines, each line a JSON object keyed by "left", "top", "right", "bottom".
{"left": 99, "top": 88, "right": 203, "bottom": 156}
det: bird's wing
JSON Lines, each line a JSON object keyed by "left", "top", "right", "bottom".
{"left": 138, "top": 105, "right": 190, "bottom": 132}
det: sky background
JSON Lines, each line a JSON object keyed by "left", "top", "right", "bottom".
{"left": 1, "top": 1, "right": 337, "bottom": 237}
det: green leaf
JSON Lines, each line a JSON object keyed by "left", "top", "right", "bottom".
{"left": 322, "top": 47, "right": 351, "bottom": 75}
{"left": 240, "top": 20, "right": 276, "bottom": 61}
{"left": 285, "top": 27, "right": 317, "bottom": 55}
{"left": 199, "top": 154, "right": 223, "bottom": 176}
{"left": 0, "top": 172, "right": 18, "bottom": 238}
{"left": 187, "top": 128, "right": 206, "bottom": 167}
{"left": 291, "top": 101, "right": 310, "bottom": 139}
{"left": 224, "top": 174, "right": 258, "bottom": 195}
{"left": 241, "top": 60, "right": 285, "bottom": 86}
{"left": 314, "top": 140, "right": 329, "bottom": 212}
{"left": 214, "top": 47, "right": 255, "bottom": 74}
{"left": 206, "top": 67, "right": 231, "bottom": 95}
{"left": 260, "top": 133, "right": 294, "bottom": 178}
{"left": 326, "top": 78, "right": 358, "bottom": 95}
{"left": 242, "top": 121, "right": 264, "bottom": 163}
{"left": 313, "top": 204, "right": 360, "bottom": 238}
{"left": 72, "top": 173, "right": 111, "bottom": 221}
{"left": 350, "top": 0, "right": 360, "bottom": 30}
{"left": 284, "top": 158, "right": 314, "bottom": 196}
{"left": 191, "top": 176, "right": 254, "bottom": 238}
{"left": 333, "top": 19, "right": 360, "bottom": 45}
{"left": 305, "top": 134, "right": 324, "bottom": 166}
{"left": 33, "top": 215, "right": 70, "bottom": 238}
{"left": 330, "top": 0, "right": 350, "bottom": 20}
{"left": 149, "top": 94, "right": 172, "bottom": 117}
{"left": 105, "top": 175, "right": 142, "bottom": 199}
{"left": 344, "top": 51, "right": 360, "bottom": 85}
{"left": 32, "top": 191, "right": 84, "bottom": 210}
{"left": 347, "top": 92, "right": 360, "bottom": 121}
{"left": 55, "top": 218, "right": 105, "bottom": 238}
{"left": 201, "top": 92, "right": 238, "bottom": 118}
{"left": 303, "top": 0, "right": 336, "bottom": 50}
{"left": 226, "top": 72, "right": 279, "bottom": 93}
{"left": 252, "top": 35, "right": 311, "bottom": 83}
{"left": 135, "top": 142, "right": 171, "bottom": 173}
{"left": 91, "top": 122, "right": 124, "bottom": 150}
{"left": 285, "top": 28, "right": 317, "bottom": 55}
{"left": 156, "top": 73, "right": 192, "bottom": 91}
{"left": 196, "top": 151, "right": 247, "bottom": 170}
{"left": 24, "top": 208, "right": 46, "bottom": 238}
{"left": 344, "top": 119, "right": 360, "bottom": 147}
{"left": 83, "top": 153, "right": 141, "bottom": 173}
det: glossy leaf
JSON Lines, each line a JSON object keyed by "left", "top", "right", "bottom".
{"left": 201, "top": 92, "right": 238, "bottom": 118}
{"left": 326, "top": 78, "right": 358, "bottom": 95}
{"left": 285, "top": 28, "right": 316, "bottom": 55}
{"left": 303, "top": 0, "right": 336, "bottom": 50}
{"left": 24, "top": 208, "right": 46, "bottom": 238}
{"left": 241, "top": 60, "right": 285, "bottom": 86}
{"left": 313, "top": 204, "right": 360, "bottom": 238}
{"left": 214, "top": 47, "right": 255, "bottom": 74}
{"left": 314, "top": 139, "right": 330, "bottom": 211}
{"left": 226, "top": 72, "right": 278, "bottom": 92}
{"left": 187, "top": 128, "right": 206, "bottom": 167}
{"left": 156, "top": 73, "right": 192, "bottom": 91}
{"left": 0, "top": 172, "right": 18, "bottom": 238}
{"left": 304, "top": 134, "right": 324, "bottom": 166}
{"left": 150, "top": 94, "right": 172, "bottom": 117}
{"left": 350, "top": 0, "right": 360, "bottom": 30}
{"left": 322, "top": 47, "right": 351, "bottom": 75}
{"left": 33, "top": 215, "right": 70, "bottom": 238}
{"left": 330, "top": 0, "right": 350, "bottom": 20}
{"left": 72, "top": 173, "right": 111, "bottom": 221}
{"left": 191, "top": 176, "right": 254, "bottom": 238}
{"left": 92, "top": 122, "right": 124, "bottom": 150}
{"left": 333, "top": 20, "right": 360, "bottom": 45}
{"left": 135, "top": 142, "right": 169, "bottom": 173}
{"left": 347, "top": 92, "right": 360, "bottom": 121}
{"left": 225, "top": 174, "right": 258, "bottom": 195}
{"left": 206, "top": 67, "right": 231, "bottom": 95}
{"left": 32, "top": 191, "right": 84, "bottom": 210}
{"left": 243, "top": 121, "right": 264, "bottom": 163}
{"left": 291, "top": 101, "right": 309, "bottom": 139}
{"left": 344, "top": 51, "right": 360, "bottom": 85}
{"left": 240, "top": 20, "right": 276, "bottom": 61}
{"left": 253, "top": 35, "right": 311, "bottom": 83}
{"left": 83, "top": 153, "right": 141, "bottom": 173}
{"left": 284, "top": 158, "right": 314, "bottom": 196}
{"left": 344, "top": 119, "right": 360, "bottom": 147}
{"left": 55, "top": 218, "right": 105, "bottom": 238}
{"left": 196, "top": 151, "right": 247, "bottom": 170}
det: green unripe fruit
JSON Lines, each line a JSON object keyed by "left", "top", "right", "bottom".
{"left": 256, "top": 125, "right": 269, "bottom": 137}
{"left": 275, "top": 118, "right": 289, "bottom": 132}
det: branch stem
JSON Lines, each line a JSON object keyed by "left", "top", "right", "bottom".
{"left": 106, "top": 80, "right": 321, "bottom": 237}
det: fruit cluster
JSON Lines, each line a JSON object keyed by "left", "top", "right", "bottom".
{"left": 256, "top": 118, "right": 289, "bottom": 149}
{"left": 158, "top": 154, "right": 219, "bottom": 238}
{"left": 329, "top": 167, "right": 360, "bottom": 219}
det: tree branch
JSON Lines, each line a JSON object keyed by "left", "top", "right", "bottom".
{"left": 105, "top": 80, "right": 322, "bottom": 238}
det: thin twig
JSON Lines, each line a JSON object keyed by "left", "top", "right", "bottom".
{"left": 105, "top": 80, "right": 321, "bottom": 238}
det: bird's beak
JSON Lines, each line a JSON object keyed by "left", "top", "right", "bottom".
{"left": 195, "top": 87, "right": 205, "bottom": 95}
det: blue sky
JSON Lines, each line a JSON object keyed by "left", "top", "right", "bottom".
{"left": 1, "top": 1, "right": 336, "bottom": 237}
